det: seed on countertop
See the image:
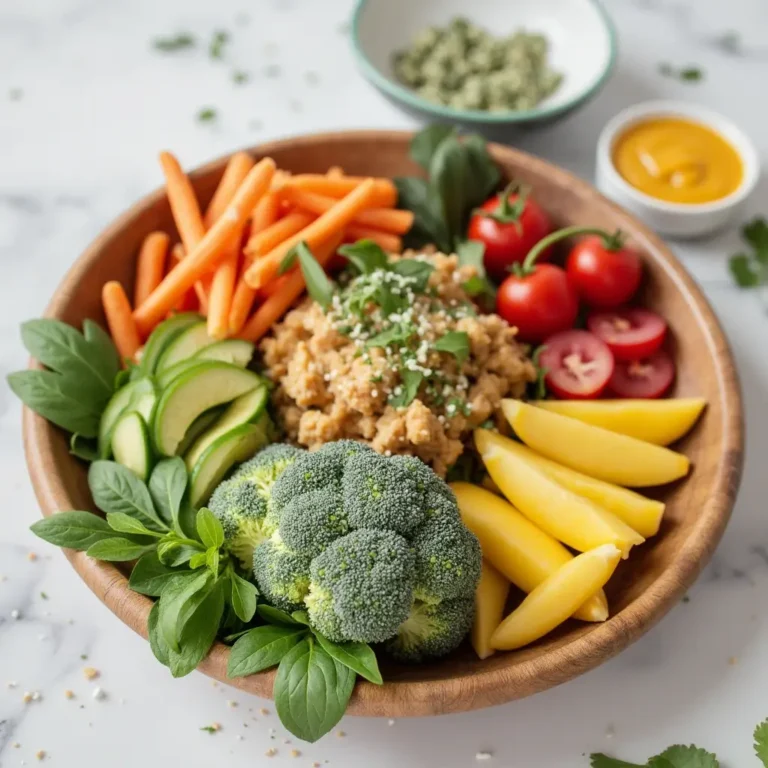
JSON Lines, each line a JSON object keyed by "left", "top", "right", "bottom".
{"left": 476, "top": 752, "right": 493, "bottom": 761}
{"left": 35, "top": 750, "right": 46, "bottom": 761}
{"left": 64, "top": 690, "right": 74, "bottom": 699}
{"left": 290, "top": 749, "right": 301, "bottom": 758}
{"left": 729, "top": 656, "right": 738, "bottom": 665}
{"left": 336, "top": 731, "right": 346, "bottom": 738}
{"left": 8, "top": 681, "right": 18, "bottom": 688}
{"left": 388, "top": 719, "right": 396, "bottom": 726}
{"left": 265, "top": 748, "right": 277, "bottom": 757}
{"left": 83, "top": 667, "right": 99, "bottom": 680}
{"left": 28, "top": 552, "right": 38, "bottom": 561}
{"left": 12, "top": 742, "right": 20, "bottom": 748}
{"left": 260, "top": 707, "right": 270, "bottom": 715}
{"left": 227, "top": 700, "right": 238, "bottom": 708}
{"left": 11, "top": 609, "right": 20, "bottom": 619}
{"left": 92, "top": 687, "right": 106, "bottom": 701}
{"left": 40, "top": 592, "right": 48, "bottom": 600}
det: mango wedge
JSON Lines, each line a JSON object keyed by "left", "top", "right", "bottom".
{"left": 471, "top": 560, "right": 510, "bottom": 660}
{"left": 476, "top": 430, "right": 664, "bottom": 537}
{"left": 501, "top": 399, "right": 690, "bottom": 487}
{"left": 451, "top": 482, "right": 609, "bottom": 622}
{"left": 532, "top": 398, "right": 706, "bottom": 446}
{"left": 475, "top": 430, "right": 645, "bottom": 558}
{"left": 491, "top": 544, "right": 622, "bottom": 651}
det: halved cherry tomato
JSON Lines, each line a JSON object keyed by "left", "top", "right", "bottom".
{"left": 539, "top": 330, "right": 614, "bottom": 399}
{"left": 587, "top": 308, "right": 667, "bottom": 361}
{"left": 468, "top": 185, "right": 553, "bottom": 283}
{"left": 608, "top": 350, "right": 675, "bottom": 399}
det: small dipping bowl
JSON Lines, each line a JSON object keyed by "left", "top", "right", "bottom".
{"left": 596, "top": 101, "right": 760, "bottom": 238}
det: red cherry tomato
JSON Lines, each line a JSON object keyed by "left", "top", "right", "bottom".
{"left": 587, "top": 308, "right": 667, "bottom": 361}
{"left": 608, "top": 350, "right": 675, "bottom": 399}
{"left": 566, "top": 236, "right": 642, "bottom": 308}
{"left": 468, "top": 189, "right": 553, "bottom": 283}
{"left": 539, "top": 330, "right": 614, "bottom": 399}
{"left": 496, "top": 264, "right": 579, "bottom": 343}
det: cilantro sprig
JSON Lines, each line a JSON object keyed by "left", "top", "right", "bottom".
{"left": 729, "top": 217, "right": 768, "bottom": 288}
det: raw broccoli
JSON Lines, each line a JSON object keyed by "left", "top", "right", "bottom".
{"left": 209, "top": 443, "right": 303, "bottom": 569}
{"left": 252, "top": 532, "right": 311, "bottom": 612}
{"left": 279, "top": 488, "right": 349, "bottom": 558}
{"left": 383, "top": 597, "right": 475, "bottom": 663}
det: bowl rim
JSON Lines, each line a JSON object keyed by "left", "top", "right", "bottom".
{"left": 22, "top": 129, "right": 744, "bottom": 717}
{"left": 349, "top": 0, "right": 619, "bottom": 124}
{"left": 596, "top": 99, "right": 761, "bottom": 214}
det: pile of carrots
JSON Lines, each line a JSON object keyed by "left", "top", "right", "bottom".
{"left": 101, "top": 151, "right": 413, "bottom": 363}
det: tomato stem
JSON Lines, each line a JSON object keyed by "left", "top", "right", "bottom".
{"left": 521, "top": 226, "right": 624, "bottom": 273}
{"left": 478, "top": 181, "right": 530, "bottom": 226}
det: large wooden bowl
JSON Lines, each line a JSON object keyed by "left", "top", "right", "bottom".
{"left": 23, "top": 131, "right": 743, "bottom": 717}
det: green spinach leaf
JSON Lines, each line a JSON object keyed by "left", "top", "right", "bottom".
{"left": 227, "top": 625, "right": 307, "bottom": 677}
{"left": 30, "top": 510, "right": 114, "bottom": 550}
{"left": 229, "top": 571, "right": 258, "bottom": 623}
{"left": 313, "top": 633, "right": 383, "bottom": 685}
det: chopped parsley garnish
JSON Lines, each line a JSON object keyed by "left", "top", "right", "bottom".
{"left": 197, "top": 107, "right": 217, "bottom": 123}
{"left": 729, "top": 217, "right": 768, "bottom": 288}
{"left": 232, "top": 70, "right": 250, "bottom": 85}
{"left": 209, "top": 30, "right": 229, "bottom": 59}
{"left": 658, "top": 63, "right": 704, "bottom": 82}
{"left": 153, "top": 33, "right": 196, "bottom": 52}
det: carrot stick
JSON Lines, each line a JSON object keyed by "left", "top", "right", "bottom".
{"left": 345, "top": 224, "right": 402, "bottom": 253}
{"left": 103, "top": 281, "right": 142, "bottom": 361}
{"left": 167, "top": 244, "right": 198, "bottom": 313}
{"left": 244, "top": 211, "right": 314, "bottom": 257}
{"left": 245, "top": 179, "right": 376, "bottom": 290}
{"left": 258, "top": 272, "right": 292, "bottom": 299}
{"left": 281, "top": 175, "right": 397, "bottom": 208}
{"left": 281, "top": 187, "right": 413, "bottom": 234}
{"left": 134, "top": 232, "right": 170, "bottom": 307}
{"left": 239, "top": 233, "right": 343, "bottom": 343}
{"left": 204, "top": 151, "right": 255, "bottom": 228}
{"left": 134, "top": 158, "right": 276, "bottom": 335}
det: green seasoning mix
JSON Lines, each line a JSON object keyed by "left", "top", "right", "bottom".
{"left": 393, "top": 17, "right": 562, "bottom": 112}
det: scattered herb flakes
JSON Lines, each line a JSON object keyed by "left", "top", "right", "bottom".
{"left": 197, "top": 107, "right": 217, "bottom": 123}
{"left": 729, "top": 217, "right": 768, "bottom": 288}
{"left": 658, "top": 62, "right": 705, "bottom": 82}
{"left": 682, "top": 595, "right": 690, "bottom": 603}
{"left": 209, "top": 30, "right": 230, "bottom": 59}
{"left": 80, "top": 654, "right": 88, "bottom": 660}
{"left": 232, "top": 70, "right": 250, "bottom": 85}
{"left": 153, "top": 33, "right": 196, "bottom": 52}
{"left": 201, "top": 722, "right": 222, "bottom": 733}
{"left": 40, "top": 591, "right": 48, "bottom": 599}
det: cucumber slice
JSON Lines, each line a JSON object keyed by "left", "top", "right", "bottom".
{"left": 176, "top": 406, "right": 227, "bottom": 457}
{"left": 98, "top": 377, "right": 156, "bottom": 458}
{"left": 152, "top": 362, "right": 265, "bottom": 457}
{"left": 184, "top": 384, "right": 269, "bottom": 470}
{"left": 156, "top": 321, "right": 216, "bottom": 372}
{"left": 140, "top": 313, "right": 201, "bottom": 374}
{"left": 193, "top": 339, "right": 255, "bottom": 368}
{"left": 112, "top": 411, "right": 153, "bottom": 481}
{"left": 156, "top": 359, "right": 211, "bottom": 391}
{"left": 188, "top": 422, "right": 271, "bottom": 507}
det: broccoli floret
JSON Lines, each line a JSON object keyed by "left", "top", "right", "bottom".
{"left": 279, "top": 488, "right": 349, "bottom": 558}
{"left": 252, "top": 532, "right": 311, "bottom": 612}
{"left": 305, "top": 529, "right": 415, "bottom": 643}
{"left": 391, "top": 454, "right": 457, "bottom": 505}
{"left": 342, "top": 452, "right": 426, "bottom": 535}
{"left": 384, "top": 597, "right": 475, "bottom": 663}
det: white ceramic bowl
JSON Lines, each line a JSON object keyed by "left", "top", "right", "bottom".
{"left": 596, "top": 101, "right": 760, "bottom": 238}
{"left": 351, "top": 0, "right": 617, "bottom": 128}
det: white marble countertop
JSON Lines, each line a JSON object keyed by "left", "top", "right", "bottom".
{"left": 2, "top": 0, "right": 768, "bottom": 765}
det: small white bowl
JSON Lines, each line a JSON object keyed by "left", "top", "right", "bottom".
{"left": 596, "top": 101, "right": 760, "bottom": 238}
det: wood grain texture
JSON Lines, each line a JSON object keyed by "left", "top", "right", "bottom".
{"left": 21, "top": 131, "right": 744, "bottom": 717}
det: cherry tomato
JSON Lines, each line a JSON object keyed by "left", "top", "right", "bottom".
{"left": 587, "top": 308, "right": 667, "bottom": 361}
{"left": 566, "top": 236, "right": 642, "bottom": 308}
{"left": 496, "top": 264, "right": 579, "bottom": 343}
{"left": 539, "top": 330, "right": 614, "bottom": 399}
{"left": 468, "top": 188, "right": 553, "bottom": 282}
{"left": 608, "top": 350, "right": 675, "bottom": 399}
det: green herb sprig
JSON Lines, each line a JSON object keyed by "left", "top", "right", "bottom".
{"left": 153, "top": 33, "right": 196, "bottom": 52}
{"left": 729, "top": 217, "right": 768, "bottom": 288}
{"left": 658, "top": 63, "right": 705, "bottom": 82}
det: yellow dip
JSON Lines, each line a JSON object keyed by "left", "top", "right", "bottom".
{"left": 612, "top": 117, "right": 743, "bottom": 204}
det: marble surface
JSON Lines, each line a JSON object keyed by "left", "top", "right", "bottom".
{"left": 2, "top": 0, "right": 768, "bottom": 765}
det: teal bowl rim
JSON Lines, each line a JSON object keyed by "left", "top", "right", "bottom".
{"left": 350, "top": 0, "right": 619, "bottom": 124}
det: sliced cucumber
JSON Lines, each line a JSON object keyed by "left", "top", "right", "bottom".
{"left": 112, "top": 411, "right": 153, "bottom": 481}
{"left": 98, "top": 377, "right": 155, "bottom": 458}
{"left": 193, "top": 339, "right": 255, "bottom": 368}
{"left": 188, "top": 422, "right": 271, "bottom": 507}
{"left": 156, "top": 359, "right": 211, "bottom": 391}
{"left": 152, "top": 362, "right": 265, "bottom": 457}
{"left": 176, "top": 406, "right": 227, "bottom": 456}
{"left": 140, "top": 313, "right": 201, "bottom": 374}
{"left": 156, "top": 321, "right": 216, "bottom": 372}
{"left": 184, "top": 384, "right": 269, "bottom": 470}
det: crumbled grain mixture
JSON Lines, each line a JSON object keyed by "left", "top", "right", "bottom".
{"left": 261, "top": 250, "right": 535, "bottom": 475}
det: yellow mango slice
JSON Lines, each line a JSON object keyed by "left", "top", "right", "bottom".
{"left": 532, "top": 398, "right": 706, "bottom": 446}
{"left": 475, "top": 430, "right": 645, "bottom": 558}
{"left": 471, "top": 560, "right": 510, "bottom": 660}
{"left": 501, "top": 399, "right": 690, "bottom": 487}
{"left": 491, "top": 544, "right": 622, "bottom": 651}
{"left": 476, "top": 430, "right": 664, "bottom": 537}
{"left": 451, "top": 482, "right": 608, "bottom": 622}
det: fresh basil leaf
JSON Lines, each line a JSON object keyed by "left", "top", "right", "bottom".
{"left": 313, "top": 633, "right": 383, "bottom": 685}
{"left": 434, "top": 331, "right": 470, "bottom": 364}
{"left": 274, "top": 637, "right": 356, "bottom": 743}
{"left": 295, "top": 241, "right": 334, "bottom": 309}
{"left": 148, "top": 458, "right": 188, "bottom": 532}
{"left": 86, "top": 537, "right": 155, "bottom": 561}
{"left": 430, "top": 135, "right": 471, "bottom": 247}
{"left": 463, "top": 133, "right": 502, "bottom": 209}
{"left": 390, "top": 258, "right": 435, "bottom": 292}
{"left": 89, "top": 461, "right": 167, "bottom": 532}
{"left": 7, "top": 370, "right": 102, "bottom": 437}
{"left": 158, "top": 541, "right": 200, "bottom": 567}
{"left": 196, "top": 508, "right": 224, "bottom": 550}
{"left": 227, "top": 625, "right": 307, "bottom": 677}
{"left": 158, "top": 570, "right": 212, "bottom": 652}
{"left": 106, "top": 512, "right": 163, "bottom": 538}
{"left": 278, "top": 245, "right": 299, "bottom": 275}
{"left": 82, "top": 319, "right": 121, "bottom": 385}
{"left": 229, "top": 571, "right": 258, "bottom": 623}
{"left": 729, "top": 254, "right": 760, "bottom": 287}
{"left": 395, "top": 177, "right": 451, "bottom": 253}
{"left": 338, "top": 240, "right": 389, "bottom": 275}
{"left": 129, "top": 552, "right": 180, "bottom": 596}
{"left": 390, "top": 369, "right": 424, "bottom": 408}
{"left": 148, "top": 601, "right": 170, "bottom": 666}
{"left": 410, "top": 124, "right": 456, "bottom": 170}
{"left": 70, "top": 432, "right": 98, "bottom": 462}
{"left": 206, "top": 546, "right": 220, "bottom": 576}
{"left": 257, "top": 604, "right": 304, "bottom": 626}
{"left": 189, "top": 551, "right": 208, "bottom": 569}
{"left": 30, "top": 510, "right": 114, "bottom": 550}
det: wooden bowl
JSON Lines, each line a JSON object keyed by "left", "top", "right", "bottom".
{"left": 22, "top": 131, "right": 743, "bottom": 717}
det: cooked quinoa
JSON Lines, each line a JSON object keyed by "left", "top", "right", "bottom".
{"left": 260, "top": 250, "right": 535, "bottom": 476}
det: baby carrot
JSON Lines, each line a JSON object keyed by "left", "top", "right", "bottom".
{"left": 204, "top": 151, "right": 255, "bottom": 228}
{"left": 245, "top": 179, "right": 376, "bottom": 290}
{"left": 102, "top": 281, "right": 141, "bottom": 362}
{"left": 345, "top": 224, "right": 402, "bottom": 254}
{"left": 134, "top": 231, "right": 170, "bottom": 307}
{"left": 244, "top": 211, "right": 314, "bottom": 257}
{"left": 134, "top": 158, "right": 276, "bottom": 335}
{"left": 282, "top": 175, "right": 397, "bottom": 207}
